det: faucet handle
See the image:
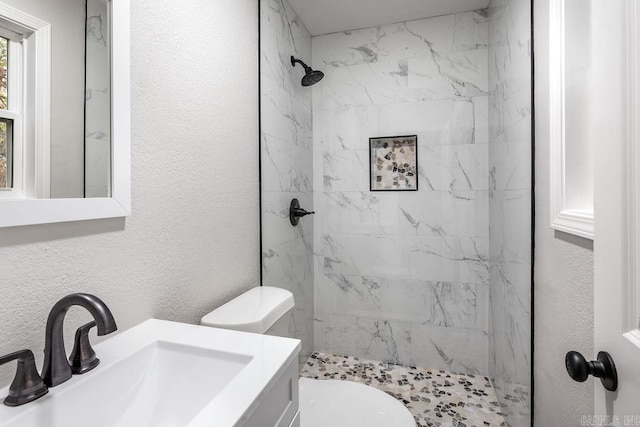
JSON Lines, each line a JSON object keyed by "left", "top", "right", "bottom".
{"left": 0, "top": 349, "right": 48, "bottom": 406}
{"left": 69, "top": 321, "right": 100, "bottom": 375}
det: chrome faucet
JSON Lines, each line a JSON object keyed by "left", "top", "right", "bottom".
{"left": 41, "top": 293, "right": 117, "bottom": 387}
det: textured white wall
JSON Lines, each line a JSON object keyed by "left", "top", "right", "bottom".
{"left": 534, "top": 0, "right": 595, "bottom": 424}
{"left": 0, "top": 0, "right": 259, "bottom": 388}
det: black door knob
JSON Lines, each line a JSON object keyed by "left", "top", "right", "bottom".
{"left": 565, "top": 350, "right": 618, "bottom": 391}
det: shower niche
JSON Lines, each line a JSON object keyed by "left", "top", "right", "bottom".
{"left": 259, "top": 0, "right": 532, "bottom": 425}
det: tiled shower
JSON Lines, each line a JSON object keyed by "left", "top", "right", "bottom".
{"left": 260, "top": 0, "right": 531, "bottom": 425}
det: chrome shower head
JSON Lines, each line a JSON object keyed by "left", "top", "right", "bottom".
{"left": 291, "top": 56, "right": 324, "bottom": 87}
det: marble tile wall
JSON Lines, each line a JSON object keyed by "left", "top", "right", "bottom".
{"left": 311, "top": 12, "right": 492, "bottom": 375}
{"left": 85, "top": 0, "right": 111, "bottom": 198}
{"left": 487, "top": 0, "right": 532, "bottom": 425}
{"left": 260, "top": 0, "right": 314, "bottom": 363}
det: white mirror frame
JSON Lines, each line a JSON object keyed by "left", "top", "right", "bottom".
{"left": 0, "top": 0, "right": 130, "bottom": 228}
{"left": 549, "top": 0, "right": 594, "bottom": 240}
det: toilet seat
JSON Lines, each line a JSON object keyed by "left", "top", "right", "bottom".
{"left": 298, "top": 378, "right": 415, "bottom": 427}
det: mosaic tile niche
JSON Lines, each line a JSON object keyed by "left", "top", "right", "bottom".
{"left": 370, "top": 136, "right": 418, "bottom": 191}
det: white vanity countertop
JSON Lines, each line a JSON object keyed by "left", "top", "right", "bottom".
{"left": 0, "top": 319, "right": 301, "bottom": 427}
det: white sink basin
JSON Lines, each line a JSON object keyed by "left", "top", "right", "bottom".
{"left": 0, "top": 319, "right": 300, "bottom": 427}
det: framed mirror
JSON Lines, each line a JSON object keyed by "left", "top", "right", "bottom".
{"left": 0, "top": 0, "right": 130, "bottom": 228}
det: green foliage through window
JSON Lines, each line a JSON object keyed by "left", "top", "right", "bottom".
{"left": 0, "top": 37, "right": 7, "bottom": 110}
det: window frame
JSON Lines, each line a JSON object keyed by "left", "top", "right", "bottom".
{"left": 0, "top": 5, "right": 50, "bottom": 200}
{"left": 0, "top": 30, "right": 25, "bottom": 197}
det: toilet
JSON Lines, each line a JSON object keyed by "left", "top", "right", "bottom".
{"left": 200, "top": 286, "right": 415, "bottom": 427}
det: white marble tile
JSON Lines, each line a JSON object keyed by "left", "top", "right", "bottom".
{"left": 473, "top": 96, "right": 490, "bottom": 145}
{"left": 262, "top": 229, "right": 314, "bottom": 355}
{"left": 292, "top": 139, "right": 313, "bottom": 192}
{"left": 408, "top": 49, "right": 488, "bottom": 99}
{"left": 319, "top": 234, "right": 489, "bottom": 285}
{"left": 85, "top": 0, "right": 110, "bottom": 198}
{"left": 261, "top": 134, "right": 292, "bottom": 193}
{"left": 319, "top": 191, "right": 381, "bottom": 235}
{"left": 300, "top": 4, "right": 506, "bottom": 387}
{"left": 322, "top": 149, "right": 370, "bottom": 191}
{"left": 380, "top": 280, "right": 486, "bottom": 331}
{"left": 311, "top": 145, "right": 324, "bottom": 195}
{"left": 452, "top": 12, "right": 476, "bottom": 52}
{"left": 319, "top": 233, "right": 412, "bottom": 277}
{"left": 263, "top": 232, "right": 313, "bottom": 288}
{"left": 476, "top": 283, "right": 491, "bottom": 334}
{"left": 379, "top": 12, "right": 486, "bottom": 59}
{"left": 260, "top": 0, "right": 315, "bottom": 367}
{"left": 377, "top": 99, "right": 475, "bottom": 146}
{"left": 260, "top": 0, "right": 315, "bottom": 360}
{"left": 315, "top": 314, "right": 412, "bottom": 365}
{"left": 312, "top": 27, "right": 380, "bottom": 69}
{"left": 490, "top": 137, "right": 532, "bottom": 191}
{"left": 489, "top": 87, "right": 531, "bottom": 140}
{"left": 449, "top": 10, "right": 490, "bottom": 52}
{"left": 315, "top": 273, "right": 381, "bottom": 318}
{"left": 487, "top": 0, "right": 532, "bottom": 422}
{"left": 377, "top": 190, "right": 482, "bottom": 238}
{"left": 261, "top": 0, "right": 312, "bottom": 102}
{"left": 314, "top": 106, "right": 378, "bottom": 150}
{"left": 489, "top": 190, "right": 531, "bottom": 262}
{"left": 408, "top": 237, "right": 490, "bottom": 285}
{"left": 312, "top": 12, "right": 487, "bottom": 71}
{"left": 319, "top": 60, "right": 409, "bottom": 108}
{"left": 410, "top": 324, "right": 489, "bottom": 375}
{"left": 476, "top": 190, "right": 490, "bottom": 238}
{"left": 84, "top": 137, "right": 110, "bottom": 198}
{"left": 291, "top": 306, "right": 314, "bottom": 359}
{"left": 261, "top": 78, "right": 312, "bottom": 144}
{"left": 418, "top": 143, "right": 489, "bottom": 191}
{"left": 262, "top": 192, "right": 301, "bottom": 247}
{"left": 473, "top": 10, "right": 490, "bottom": 49}
{"left": 377, "top": 17, "right": 457, "bottom": 59}
{"left": 492, "top": 259, "right": 531, "bottom": 313}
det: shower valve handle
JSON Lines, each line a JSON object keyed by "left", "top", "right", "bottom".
{"left": 289, "top": 199, "right": 314, "bottom": 226}
{"left": 292, "top": 207, "right": 315, "bottom": 217}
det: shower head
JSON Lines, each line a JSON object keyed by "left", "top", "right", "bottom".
{"left": 291, "top": 56, "right": 324, "bottom": 87}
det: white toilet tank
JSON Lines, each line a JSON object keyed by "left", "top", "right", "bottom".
{"left": 200, "top": 286, "right": 294, "bottom": 336}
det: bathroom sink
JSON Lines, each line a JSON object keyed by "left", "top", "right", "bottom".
{"left": 0, "top": 319, "right": 301, "bottom": 427}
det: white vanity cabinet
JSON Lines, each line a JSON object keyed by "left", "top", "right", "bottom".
{"left": 243, "top": 357, "right": 299, "bottom": 427}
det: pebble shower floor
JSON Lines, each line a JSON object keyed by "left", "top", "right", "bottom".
{"left": 300, "top": 353, "right": 508, "bottom": 427}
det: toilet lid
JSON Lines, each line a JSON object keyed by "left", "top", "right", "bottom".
{"left": 299, "top": 378, "right": 415, "bottom": 427}
{"left": 200, "top": 286, "right": 294, "bottom": 334}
